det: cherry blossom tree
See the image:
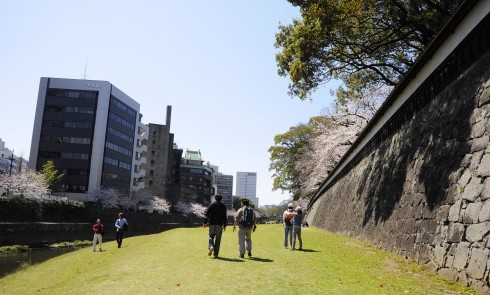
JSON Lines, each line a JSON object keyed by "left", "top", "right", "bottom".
{"left": 0, "top": 170, "right": 50, "bottom": 198}
{"left": 175, "top": 201, "right": 207, "bottom": 218}
{"left": 190, "top": 203, "right": 207, "bottom": 218}
{"left": 90, "top": 187, "right": 120, "bottom": 209}
{"left": 270, "top": 84, "right": 390, "bottom": 201}
{"left": 140, "top": 196, "right": 171, "bottom": 214}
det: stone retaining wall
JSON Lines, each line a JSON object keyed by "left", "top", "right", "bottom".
{"left": 307, "top": 14, "right": 490, "bottom": 294}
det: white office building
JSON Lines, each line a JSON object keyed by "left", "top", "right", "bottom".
{"left": 236, "top": 171, "right": 258, "bottom": 207}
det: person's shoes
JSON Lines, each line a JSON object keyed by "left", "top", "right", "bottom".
{"left": 208, "top": 247, "right": 214, "bottom": 256}
{"left": 248, "top": 251, "right": 252, "bottom": 257}
{"left": 93, "top": 250, "right": 95, "bottom": 252}
{"left": 99, "top": 249, "right": 102, "bottom": 252}
{"left": 299, "top": 247, "right": 302, "bottom": 250}
{"left": 240, "top": 254, "right": 244, "bottom": 258}
{"left": 284, "top": 246, "right": 288, "bottom": 249}
{"left": 213, "top": 255, "right": 218, "bottom": 259}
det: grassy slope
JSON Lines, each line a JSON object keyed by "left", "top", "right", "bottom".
{"left": 0, "top": 224, "right": 477, "bottom": 295}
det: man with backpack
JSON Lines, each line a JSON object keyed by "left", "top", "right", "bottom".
{"left": 203, "top": 195, "right": 228, "bottom": 258}
{"left": 283, "top": 203, "right": 294, "bottom": 249}
{"left": 233, "top": 199, "right": 257, "bottom": 258}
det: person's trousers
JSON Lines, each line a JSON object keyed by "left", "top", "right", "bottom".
{"left": 208, "top": 225, "right": 223, "bottom": 257}
{"left": 92, "top": 233, "right": 102, "bottom": 251}
{"left": 238, "top": 228, "right": 252, "bottom": 255}
{"left": 284, "top": 225, "right": 293, "bottom": 248}
{"left": 116, "top": 231, "right": 124, "bottom": 248}
{"left": 292, "top": 226, "right": 302, "bottom": 249}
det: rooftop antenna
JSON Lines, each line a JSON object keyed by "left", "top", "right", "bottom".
{"left": 83, "top": 57, "right": 88, "bottom": 80}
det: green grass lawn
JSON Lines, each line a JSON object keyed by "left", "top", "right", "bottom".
{"left": 0, "top": 224, "right": 478, "bottom": 295}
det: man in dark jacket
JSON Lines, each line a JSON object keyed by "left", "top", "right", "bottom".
{"left": 203, "top": 195, "right": 227, "bottom": 258}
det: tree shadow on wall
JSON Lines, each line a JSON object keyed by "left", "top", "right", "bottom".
{"left": 357, "top": 62, "right": 486, "bottom": 226}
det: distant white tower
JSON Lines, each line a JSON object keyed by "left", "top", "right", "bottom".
{"left": 236, "top": 172, "right": 258, "bottom": 207}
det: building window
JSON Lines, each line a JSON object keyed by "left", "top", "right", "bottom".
{"left": 150, "top": 170, "right": 154, "bottom": 176}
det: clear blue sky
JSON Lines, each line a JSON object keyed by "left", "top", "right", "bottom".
{"left": 0, "top": 1, "right": 337, "bottom": 206}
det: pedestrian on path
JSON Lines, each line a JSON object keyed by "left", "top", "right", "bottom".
{"left": 291, "top": 207, "right": 303, "bottom": 251}
{"left": 233, "top": 199, "right": 257, "bottom": 258}
{"left": 283, "top": 203, "right": 294, "bottom": 249}
{"left": 115, "top": 212, "right": 128, "bottom": 248}
{"left": 92, "top": 218, "right": 104, "bottom": 252}
{"left": 203, "top": 195, "right": 227, "bottom": 258}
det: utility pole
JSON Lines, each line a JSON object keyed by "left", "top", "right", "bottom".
{"left": 7, "top": 149, "right": 15, "bottom": 176}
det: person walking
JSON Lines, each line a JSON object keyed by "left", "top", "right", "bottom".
{"left": 283, "top": 203, "right": 294, "bottom": 249}
{"left": 203, "top": 195, "right": 227, "bottom": 258}
{"left": 92, "top": 218, "right": 104, "bottom": 252}
{"left": 233, "top": 199, "right": 256, "bottom": 258}
{"left": 115, "top": 212, "right": 128, "bottom": 248}
{"left": 291, "top": 207, "right": 303, "bottom": 251}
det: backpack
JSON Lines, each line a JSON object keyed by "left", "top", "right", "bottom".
{"left": 240, "top": 206, "right": 254, "bottom": 228}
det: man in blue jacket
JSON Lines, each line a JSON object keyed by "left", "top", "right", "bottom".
{"left": 203, "top": 195, "right": 227, "bottom": 258}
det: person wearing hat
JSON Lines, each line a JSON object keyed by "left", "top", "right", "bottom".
{"left": 283, "top": 203, "right": 295, "bottom": 249}
{"left": 291, "top": 207, "right": 303, "bottom": 250}
{"left": 203, "top": 195, "right": 227, "bottom": 258}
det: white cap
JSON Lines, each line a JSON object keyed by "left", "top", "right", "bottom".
{"left": 288, "top": 203, "right": 293, "bottom": 208}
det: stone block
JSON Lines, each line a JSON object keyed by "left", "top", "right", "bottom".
{"left": 463, "top": 202, "right": 483, "bottom": 224}
{"left": 448, "top": 184, "right": 463, "bottom": 203}
{"left": 434, "top": 244, "right": 447, "bottom": 266}
{"left": 466, "top": 248, "right": 489, "bottom": 279}
{"left": 462, "top": 177, "right": 483, "bottom": 202}
{"left": 479, "top": 201, "right": 490, "bottom": 222}
{"left": 447, "top": 223, "right": 465, "bottom": 243}
{"left": 471, "top": 151, "right": 484, "bottom": 171}
{"left": 458, "top": 170, "right": 472, "bottom": 188}
{"left": 436, "top": 205, "right": 451, "bottom": 222}
{"left": 471, "top": 120, "right": 487, "bottom": 139}
{"left": 466, "top": 222, "right": 490, "bottom": 242}
{"left": 477, "top": 154, "right": 490, "bottom": 177}
{"left": 437, "top": 267, "right": 459, "bottom": 281}
{"left": 449, "top": 200, "right": 462, "bottom": 222}
{"left": 452, "top": 242, "right": 470, "bottom": 269}
{"left": 471, "top": 137, "right": 488, "bottom": 153}
{"left": 479, "top": 85, "right": 490, "bottom": 106}
{"left": 461, "top": 155, "right": 473, "bottom": 168}
{"left": 482, "top": 178, "right": 490, "bottom": 201}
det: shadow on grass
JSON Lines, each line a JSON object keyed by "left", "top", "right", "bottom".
{"left": 215, "top": 257, "right": 244, "bottom": 262}
{"left": 248, "top": 257, "right": 273, "bottom": 263}
{"left": 298, "top": 249, "right": 319, "bottom": 253}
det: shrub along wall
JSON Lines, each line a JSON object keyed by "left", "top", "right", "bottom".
{"left": 0, "top": 197, "right": 202, "bottom": 246}
{"left": 307, "top": 15, "right": 490, "bottom": 294}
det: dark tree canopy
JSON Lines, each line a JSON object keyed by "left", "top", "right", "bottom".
{"left": 275, "top": 0, "right": 463, "bottom": 100}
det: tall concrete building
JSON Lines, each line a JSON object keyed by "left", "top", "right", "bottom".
{"left": 29, "top": 78, "right": 148, "bottom": 200}
{"left": 144, "top": 106, "right": 174, "bottom": 198}
{"left": 213, "top": 172, "right": 233, "bottom": 209}
{"left": 236, "top": 172, "right": 258, "bottom": 207}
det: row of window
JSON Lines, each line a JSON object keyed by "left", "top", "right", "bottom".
{"left": 43, "top": 121, "right": 93, "bottom": 129}
{"left": 39, "top": 151, "right": 90, "bottom": 160}
{"left": 111, "top": 96, "right": 137, "bottom": 118}
{"left": 44, "top": 105, "right": 95, "bottom": 114}
{"left": 41, "top": 136, "right": 91, "bottom": 144}
{"left": 62, "top": 169, "right": 88, "bottom": 176}
{"left": 105, "top": 141, "right": 132, "bottom": 157}
{"left": 108, "top": 127, "right": 134, "bottom": 143}
{"left": 110, "top": 112, "right": 135, "bottom": 131}
{"left": 104, "top": 156, "right": 131, "bottom": 170}
{"left": 48, "top": 89, "right": 98, "bottom": 99}
{"left": 102, "top": 172, "right": 130, "bottom": 184}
